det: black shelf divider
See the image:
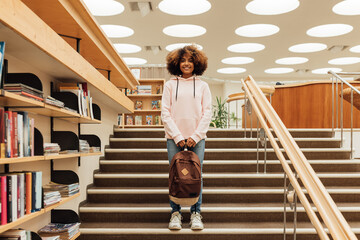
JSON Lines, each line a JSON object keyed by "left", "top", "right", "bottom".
{"left": 31, "top": 231, "right": 42, "bottom": 240}
{"left": 34, "top": 128, "right": 44, "bottom": 156}
{"left": 5, "top": 72, "right": 43, "bottom": 92}
{"left": 51, "top": 131, "right": 79, "bottom": 152}
{"left": 51, "top": 209, "right": 80, "bottom": 224}
{"left": 51, "top": 92, "right": 80, "bottom": 114}
{"left": 79, "top": 134, "right": 101, "bottom": 151}
{"left": 51, "top": 170, "right": 79, "bottom": 185}
{"left": 92, "top": 103, "right": 101, "bottom": 121}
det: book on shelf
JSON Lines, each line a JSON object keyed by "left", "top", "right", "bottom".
{"left": 137, "top": 85, "right": 151, "bottom": 95}
{"left": 126, "top": 115, "right": 133, "bottom": 125}
{"left": 154, "top": 116, "right": 161, "bottom": 125}
{"left": 155, "top": 84, "right": 163, "bottom": 94}
{"left": 134, "top": 115, "right": 142, "bottom": 125}
{"left": 42, "top": 236, "right": 60, "bottom": 240}
{"left": 3, "top": 83, "right": 44, "bottom": 102}
{"left": 117, "top": 114, "right": 123, "bottom": 126}
{"left": 43, "top": 190, "right": 61, "bottom": 207}
{"left": 146, "top": 115, "right": 152, "bottom": 125}
{"left": 134, "top": 100, "right": 143, "bottom": 110}
{"left": 151, "top": 100, "right": 161, "bottom": 110}
{"left": 79, "top": 139, "right": 90, "bottom": 153}
{"left": 0, "top": 42, "right": 5, "bottom": 88}
{"left": 126, "top": 89, "right": 132, "bottom": 95}
{"left": 44, "top": 143, "right": 61, "bottom": 155}
{"left": 38, "top": 222, "right": 80, "bottom": 240}
{"left": 0, "top": 171, "right": 42, "bottom": 225}
{"left": 45, "top": 96, "right": 65, "bottom": 108}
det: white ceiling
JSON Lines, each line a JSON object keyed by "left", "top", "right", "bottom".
{"left": 89, "top": 0, "right": 360, "bottom": 84}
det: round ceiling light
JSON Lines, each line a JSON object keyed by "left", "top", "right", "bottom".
{"left": 123, "top": 57, "right": 147, "bottom": 65}
{"left": 114, "top": 43, "right": 141, "bottom": 54}
{"left": 217, "top": 67, "right": 246, "bottom": 74}
{"left": 101, "top": 25, "right": 134, "bottom": 38}
{"left": 227, "top": 43, "right": 265, "bottom": 53}
{"left": 265, "top": 68, "right": 294, "bottom": 74}
{"left": 163, "top": 24, "right": 206, "bottom": 38}
{"left": 333, "top": 0, "right": 360, "bottom": 15}
{"left": 222, "top": 57, "right": 254, "bottom": 65}
{"left": 328, "top": 57, "right": 360, "bottom": 65}
{"left": 312, "top": 67, "right": 342, "bottom": 74}
{"left": 83, "top": 0, "right": 124, "bottom": 16}
{"left": 165, "top": 43, "right": 203, "bottom": 51}
{"left": 275, "top": 57, "right": 309, "bottom": 65}
{"left": 349, "top": 45, "right": 360, "bottom": 53}
{"left": 306, "top": 24, "right": 353, "bottom": 37}
{"left": 235, "top": 24, "right": 280, "bottom": 37}
{"left": 289, "top": 43, "right": 327, "bottom": 53}
{"left": 158, "top": 0, "right": 211, "bottom": 16}
{"left": 246, "top": 0, "right": 299, "bottom": 15}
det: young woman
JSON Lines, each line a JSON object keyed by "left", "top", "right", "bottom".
{"left": 161, "top": 45, "right": 212, "bottom": 230}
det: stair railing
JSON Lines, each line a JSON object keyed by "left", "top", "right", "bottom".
{"left": 241, "top": 75, "right": 357, "bottom": 240}
{"left": 328, "top": 70, "right": 360, "bottom": 159}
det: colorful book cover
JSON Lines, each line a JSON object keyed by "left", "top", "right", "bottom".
{"left": 155, "top": 116, "right": 161, "bottom": 125}
{"left": 134, "top": 101, "right": 143, "bottom": 110}
{"left": 0, "top": 176, "right": 7, "bottom": 225}
{"left": 145, "top": 115, "right": 152, "bottom": 125}
{"left": 0, "top": 42, "right": 5, "bottom": 86}
{"left": 135, "top": 116, "right": 142, "bottom": 125}
{"left": 126, "top": 115, "right": 133, "bottom": 125}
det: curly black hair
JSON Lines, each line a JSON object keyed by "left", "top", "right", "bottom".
{"left": 166, "top": 45, "right": 208, "bottom": 76}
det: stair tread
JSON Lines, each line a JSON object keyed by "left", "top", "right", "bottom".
{"left": 109, "top": 137, "right": 341, "bottom": 142}
{"left": 105, "top": 148, "right": 351, "bottom": 152}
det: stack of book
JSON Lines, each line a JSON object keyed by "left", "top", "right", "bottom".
{"left": 89, "top": 146, "right": 100, "bottom": 153}
{"left": 42, "top": 236, "right": 60, "bottom": 240}
{"left": 137, "top": 85, "right": 151, "bottom": 95}
{"left": 44, "top": 143, "right": 61, "bottom": 155}
{"left": 79, "top": 139, "right": 90, "bottom": 153}
{"left": 0, "top": 229, "right": 32, "bottom": 239}
{"left": 43, "top": 190, "right": 61, "bottom": 207}
{"left": 3, "top": 83, "right": 44, "bottom": 102}
{"left": 45, "top": 96, "right": 65, "bottom": 108}
{"left": 0, "top": 171, "right": 42, "bottom": 225}
{"left": 43, "top": 182, "right": 79, "bottom": 197}
{"left": 38, "top": 222, "right": 80, "bottom": 240}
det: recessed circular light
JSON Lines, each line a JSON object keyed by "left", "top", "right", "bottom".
{"left": 246, "top": 0, "right": 299, "bottom": 15}
{"left": 123, "top": 57, "right": 147, "bottom": 65}
{"left": 165, "top": 43, "right": 203, "bottom": 51}
{"left": 235, "top": 24, "right": 280, "bottom": 37}
{"left": 328, "top": 57, "right": 360, "bottom": 65}
{"left": 312, "top": 67, "right": 342, "bottom": 74}
{"left": 289, "top": 43, "right": 327, "bottom": 53}
{"left": 306, "top": 24, "right": 353, "bottom": 37}
{"left": 163, "top": 24, "right": 206, "bottom": 38}
{"left": 222, "top": 57, "right": 254, "bottom": 65}
{"left": 349, "top": 45, "right": 360, "bottom": 53}
{"left": 217, "top": 67, "right": 246, "bottom": 74}
{"left": 227, "top": 43, "right": 265, "bottom": 53}
{"left": 101, "top": 25, "right": 134, "bottom": 38}
{"left": 158, "top": 0, "right": 211, "bottom": 16}
{"left": 275, "top": 57, "right": 308, "bottom": 65}
{"left": 114, "top": 43, "right": 141, "bottom": 54}
{"left": 265, "top": 68, "right": 294, "bottom": 74}
{"left": 83, "top": 0, "right": 124, "bottom": 16}
{"left": 333, "top": 0, "right": 360, "bottom": 16}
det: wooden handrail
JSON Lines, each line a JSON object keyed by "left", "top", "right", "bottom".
{"left": 242, "top": 75, "right": 357, "bottom": 240}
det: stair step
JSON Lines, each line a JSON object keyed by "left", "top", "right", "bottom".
{"left": 86, "top": 187, "right": 360, "bottom": 204}
{"left": 104, "top": 148, "right": 351, "bottom": 160}
{"left": 113, "top": 128, "right": 335, "bottom": 138}
{"left": 99, "top": 159, "right": 360, "bottom": 173}
{"left": 109, "top": 138, "right": 341, "bottom": 149}
{"left": 93, "top": 172, "right": 360, "bottom": 187}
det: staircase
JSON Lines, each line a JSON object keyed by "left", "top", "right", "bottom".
{"left": 79, "top": 128, "right": 360, "bottom": 240}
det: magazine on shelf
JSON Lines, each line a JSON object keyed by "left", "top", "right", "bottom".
{"left": 134, "top": 100, "right": 143, "bottom": 110}
{"left": 3, "top": 83, "right": 44, "bottom": 101}
{"left": 137, "top": 85, "right": 151, "bottom": 95}
{"left": 126, "top": 115, "right": 133, "bottom": 125}
{"left": 146, "top": 115, "right": 152, "bottom": 125}
{"left": 135, "top": 115, "right": 142, "bottom": 125}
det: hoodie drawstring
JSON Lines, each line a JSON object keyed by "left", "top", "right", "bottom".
{"left": 175, "top": 76, "right": 195, "bottom": 101}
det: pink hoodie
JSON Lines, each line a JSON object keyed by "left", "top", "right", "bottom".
{"left": 161, "top": 76, "right": 212, "bottom": 144}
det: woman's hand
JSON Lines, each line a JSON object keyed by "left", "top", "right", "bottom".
{"left": 186, "top": 137, "right": 196, "bottom": 148}
{"left": 177, "top": 140, "right": 186, "bottom": 148}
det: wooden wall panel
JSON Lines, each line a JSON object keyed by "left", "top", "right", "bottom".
{"left": 271, "top": 82, "right": 360, "bottom": 128}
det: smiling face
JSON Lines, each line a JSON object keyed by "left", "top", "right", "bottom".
{"left": 179, "top": 53, "right": 194, "bottom": 78}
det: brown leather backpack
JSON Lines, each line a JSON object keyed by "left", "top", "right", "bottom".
{"left": 169, "top": 150, "right": 201, "bottom": 206}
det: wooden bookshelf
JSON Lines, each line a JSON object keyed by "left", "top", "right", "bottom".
{"left": 0, "top": 156, "right": 45, "bottom": 164}
{"left": 0, "top": 0, "right": 135, "bottom": 113}
{"left": 0, "top": 153, "right": 99, "bottom": 164}
{"left": 80, "top": 152, "right": 101, "bottom": 157}
{"left": 122, "top": 79, "right": 164, "bottom": 128}
{"left": 0, "top": 194, "right": 80, "bottom": 234}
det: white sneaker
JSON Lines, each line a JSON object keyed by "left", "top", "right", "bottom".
{"left": 168, "top": 211, "right": 182, "bottom": 230}
{"left": 190, "top": 212, "right": 204, "bottom": 230}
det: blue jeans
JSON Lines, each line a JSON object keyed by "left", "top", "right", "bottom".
{"left": 167, "top": 139, "right": 205, "bottom": 214}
